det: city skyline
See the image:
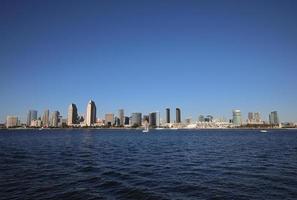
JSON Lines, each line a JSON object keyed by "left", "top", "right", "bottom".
{"left": 1, "top": 0, "right": 297, "bottom": 122}
{"left": 1, "top": 98, "right": 284, "bottom": 126}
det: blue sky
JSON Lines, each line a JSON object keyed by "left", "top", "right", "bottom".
{"left": 0, "top": 0, "right": 296, "bottom": 123}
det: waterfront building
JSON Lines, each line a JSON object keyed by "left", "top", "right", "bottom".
{"left": 51, "top": 111, "right": 60, "bottom": 128}
{"left": 27, "top": 110, "right": 37, "bottom": 127}
{"left": 176, "top": 108, "right": 181, "bottom": 123}
{"left": 31, "top": 119, "right": 42, "bottom": 127}
{"left": 269, "top": 111, "right": 279, "bottom": 125}
{"left": 67, "top": 103, "right": 78, "bottom": 126}
{"left": 166, "top": 108, "right": 170, "bottom": 123}
{"left": 232, "top": 110, "right": 242, "bottom": 126}
{"left": 6, "top": 116, "right": 18, "bottom": 128}
{"left": 248, "top": 112, "right": 262, "bottom": 124}
{"left": 118, "top": 109, "right": 124, "bottom": 126}
{"left": 124, "top": 116, "right": 130, "bottom": 125}
{"left": 42, "top": 109, "right": 50, "bottom": 127}
{"left": 105, "top": 113, "right": 114, "bottom": 126}
{"left": 115, "top": 116, "right": 120, "bottom": 126}
{"left": 149, "top": 112, "right": 157, "bottom": 127}
{"left": 131, "top": 113, "right": 142, "bottom": 127}
{"left": 86, "top": 100, "right": 96, "bottom": 126}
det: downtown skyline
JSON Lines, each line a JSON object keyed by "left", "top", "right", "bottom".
{"left": 1, "top": 0, "right": 297, "bottom": 122}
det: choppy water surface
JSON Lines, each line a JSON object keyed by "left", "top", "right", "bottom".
{"left": 0, "top": 129, "right": 297, "bottom": 200}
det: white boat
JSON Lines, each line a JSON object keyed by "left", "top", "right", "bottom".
{"left": 142, "top": 121, "right": 149, "bottom": 133}
{"left": 170, "top": 128, "right": 178, "bottom": 130}
{"left": 260, "top": 130, "right": 268, "bottom": 133}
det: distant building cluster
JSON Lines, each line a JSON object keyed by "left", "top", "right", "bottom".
{"left": 2, "top": 99, "right": 284, "bottom": 129}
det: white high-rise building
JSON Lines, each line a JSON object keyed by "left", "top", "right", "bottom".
{"left": 86, "top": 100, "right": 96, "bottom": 126}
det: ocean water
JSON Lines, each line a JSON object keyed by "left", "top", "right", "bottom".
{"left": 0, "top": 129, "right": 297, "bottom": 200}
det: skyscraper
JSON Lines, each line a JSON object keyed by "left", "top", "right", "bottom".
{"left": 27, "top": 110, "right": 37, "bottom": 127}
{"left": 166, "top": 108, "right": 170, "bottom": 123}
{"left": 149, "top": 112, "right": 157, "bottom": 127}
{"left": 42, "top": 109, "right": 50, "bottom": 127}
{"left": 131, "top": 113, "right": 142, "bottom": 127}
{"left": 86, "top": 100, "right": 96, "bottom": 126}
{"left": 269, "top": 111, "right": 279, "bottom": 125}
{"left": 67, "top": 103, "right": 78, "bottom": 126}
{"left": 118, "top": 109, "right": 124, "bottom": 126}
{"left": 232, "top": 110, "right": 242, "bottom": 126}
{"left": 51, "top": 111, "right": 60, "bottom": 128}
{"left": 176, "top": 108, "right": 181, "bottom": 123}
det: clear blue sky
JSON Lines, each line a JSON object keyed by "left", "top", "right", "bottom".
{"left": 0, "top": 0, "right": 296, "bottom": 123}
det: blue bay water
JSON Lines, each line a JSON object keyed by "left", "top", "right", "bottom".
{"left": 0, "top": 129, "right": 297, "bottom": 200}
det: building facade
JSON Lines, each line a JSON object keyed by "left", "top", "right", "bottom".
{"left": 176, "top": 108, "right": 181, "bottom": 123}
{"left": 42, "top": 109, "right": 50, "bottom": 127}
{"left": 166, "top": 108, "right": 170, "bottom": 123}
{"left": 67, "top": 103, "right": 78, "bottom": 126}
{"left": 6, "top": 116, "right": 18, "bottom": 128}
{"left": 232, "top": 109, "right": 242, "bottom": 126}
{"left": 27, "top": 110, "right": 37, "bottom": 127}
{"left": 86, "top": 100, "right": 96, "bottom": 126}
{"left": 118, "top": 109, "right": 124, "bottom": 126}
{"left": 131, "top": 113, "right": 142, "bottom": 127}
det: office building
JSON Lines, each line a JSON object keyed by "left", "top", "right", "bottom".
{"left": 149, "top": 112, "right": 157, "bottom": 127}
{"left": 105, "top": 113, "right": 114, "bottom": 126}
{"left": 166, "top": 108, "right": 170, "bottom": 123}
{"left": 86, "top": 100, "right": 96, "bottom": 126}
{"left": 42, "top": 109, "right": 50, "bottom": 127}
{"left": 67, "top": 103, "right": 78, "bottom": 126}
{"left": 124, "top": 116, "right": 130, "bottom": 125}
{"left": 232, "top": 110, "right": 242, "bottom": 126}
{"left": 176, "top": 108, "right": 181, "bottom": 123}
{"left": 6, "top": 116, "right": 18, "bottom": 128}
{"left": 269, "top": 111, "right": 279, "bottom": 125}
{"left": 118, "top": 109, "right": 124, "bottom": 126}
{"left": 27, "top": 110, "right": 37, "bottom": 127}
{"left": 51, "top": 111, "right": 60, "bottom": 127}
{"left": 131, "top": 113, "right": 142, "bottom": 127}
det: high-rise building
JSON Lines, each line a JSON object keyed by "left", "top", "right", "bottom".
{"left": 124, "top": 116, "right": 130, "bottom": 125}
{"left": 269, "top": 111, "right": 279, "bottom": 125}
{"left": 176, "top": 108, "right": 181, "bottom": 123}
{"left": 6, "top": 116, "right": 18, "bottom": 128}
{"left": 105, "top": 113, "right": 114, "bottom": 126}
{"left": 248, "top": 112, "right": 254, "bottom": 123}
{"left": 118, "top": 109, "right": 124, "bottom": 126}
{"left": 86, "top": 100, "right": 96, "bottom": 126}
{"left": 166, "top": 108, "right": 170, "bottom": 123}
{"left": 42, "top": 109, "right": 50, "bottom": 127}
{"left": 247, "top": 112, "right": 262, "bottom": 124}
{"left": 131, "top": 113, "right": 142, "bottom": 127}
{"left": 149, "top": 112, "right": 157, "bottom": 127}
{"left": 232, "top": 110, "right": 242, "bottom": 126}
{"left": 51, "top": 111, "right": 60, "bottom": 128}
{"left": 67, "top": 103, "right": 78, "bottom": 126}
{"left": 27, "top": 110, "right": 37, "bottom": 127}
